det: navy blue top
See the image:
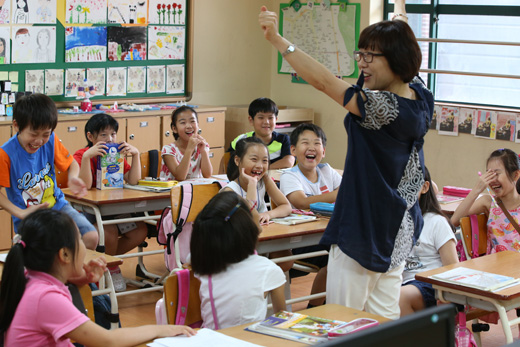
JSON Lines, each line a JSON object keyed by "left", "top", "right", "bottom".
{"left": 320, "top": 74, "right": 433, "bottom": 272}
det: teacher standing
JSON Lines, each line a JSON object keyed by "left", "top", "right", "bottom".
{"left": 259, "top": 0, "right": 433, "bottom": 319}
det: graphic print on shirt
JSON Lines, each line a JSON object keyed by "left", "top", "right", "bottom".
{"left": 18, "top": 162, "right": 56, "bottom": 208}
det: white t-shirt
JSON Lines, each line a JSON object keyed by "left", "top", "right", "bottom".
{"left": 280, "top": 163, "right": 342, "bottom": 208}
{"left": 223, "top": 180, "right": 267, "bottom": 213}
{"left": 195, "top": 254, "right": 286, "bottom": 330}
{"left": 402, "top": 213, "right": 456, "bottom": 284}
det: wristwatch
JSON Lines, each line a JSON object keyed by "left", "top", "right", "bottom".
{"left": 282, "top": 44, "right": 296, "bottom": 57}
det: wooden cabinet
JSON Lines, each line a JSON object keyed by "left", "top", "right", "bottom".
{"left": 0, "top": 124, "right": 12, "bottom": 250}
{"left": 55, "top": 119, "right": 88, "bottom": 154}
{"left": 126, "top": 116, "right": 160, "bottom": 152}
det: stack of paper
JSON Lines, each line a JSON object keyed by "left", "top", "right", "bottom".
{"left": 148, "top": 328, "right": 263, "bottom": 347}
{"left": 431, "top": 267, "right": 520, "bottom": 291}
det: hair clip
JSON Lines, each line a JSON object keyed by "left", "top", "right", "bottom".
{"left": 224, "top": 203, "right": 241, "bottom": 222}
{"left": 13, "top": 234, "right": 26, "bottom": 248}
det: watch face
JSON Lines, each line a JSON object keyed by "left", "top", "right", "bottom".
{"left": 288, "top": 45, "right": 295, "bottom": 53}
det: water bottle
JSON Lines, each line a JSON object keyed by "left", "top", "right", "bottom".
{"left": 455, "top": 312, "right": 472, "bottom": 347}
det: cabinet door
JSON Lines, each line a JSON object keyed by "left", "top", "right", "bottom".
{"left": 0, "top": 124, "right": 11, "bottom": 143}
{"left": 54, "top": 120, "right": 88, "bottom": 155}
{"left": 126, "top": 117, "right": 161, "bottom": 152}
{"left": 161, "top": 115, "right": 173, "bottom": 149}
{"left": 199, "top": 112, "right": 225, "bottom": 148}
{"left": 208, "top": 147, "right": 224, "bottom": 175}
{"left": 0, "top": 209, "right": 12, "bottom": 250}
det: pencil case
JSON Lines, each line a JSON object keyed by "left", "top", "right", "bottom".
{"left": 138, "top": 179, "right": 178, "bottom": 188}
{"left": 309, "top": 202, "right": 335, "bottom": 216}
{"left": 443, "top": 186, "right": 471, "bottom": 197}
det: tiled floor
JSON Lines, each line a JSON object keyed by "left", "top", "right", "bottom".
{"left": 116, "top": 243, "right": 517, "bottom": 346}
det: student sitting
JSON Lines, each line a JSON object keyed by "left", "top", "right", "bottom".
{"left": 229, "top": 97, "right": 294, "bottom": 170}
{"left": 399, "top": 167, "right": 458, "bottom": 316}
{"left": 160, "top": 106, "right": 212, "bottom": 181}
{"left": 0, "top": 209, "right": 195, "bottom": 346}
{"left": 191, "top": 191, "right": 286, "bottom": 330}
{"left": 280, "top": 123, "right": 342, "bottom": 308}
{"left": 74, "top": 113, "right": 148, "bottom": 292}
{"left": 0, "top": 94, "right": 98, "bottom": 250}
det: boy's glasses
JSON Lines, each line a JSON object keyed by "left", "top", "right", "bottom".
{"left": 353, "top": 50, "right": 384, "bottom": 63}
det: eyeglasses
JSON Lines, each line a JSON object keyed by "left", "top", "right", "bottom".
{"left": 353, "top": 50, "right": 384, "bottom": 63}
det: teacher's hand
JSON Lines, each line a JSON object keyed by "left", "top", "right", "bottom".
{"left": 259, "top": 6, "right": 280, "bottom": 42}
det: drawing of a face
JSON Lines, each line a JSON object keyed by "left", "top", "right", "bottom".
{"left": 37, "top": 29, "right": 50, "bottom": 48}
{"left": 0, "top": 39, "right": 5, "bottom": 56}
{"left": 17, "top": 0, "right": 26, "bottom": 10}
{"left": 15, "top": 29, "right": 30, "bottom": 46}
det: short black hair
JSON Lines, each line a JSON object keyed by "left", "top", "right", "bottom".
{"left": 170, "top": 106, "right": 198, "bottom": 140}
{"left": 84, "top": 113, "right": 119, "bottom": 147}
{"left": 248, "top": 97, "right": 278, "bottom": 119}
{"left": 358, "top": 20, "right": 422, "bottom": 83}
{"left": 290, "top": 123, "right": 327, "bottom": 147}
{"left": 226, "top": 137, "right": 268, "bottom": 181}
{"left": 190, "top": 191, "right": 259, "bottom": 276}
{"left": 13, "top": 93, "right": 58, "bottom": 132}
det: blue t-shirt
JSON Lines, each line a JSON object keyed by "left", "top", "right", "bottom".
{"left": 320, "top": 75, "right": 433, "bottom": 273}
{"left": 0, "top": 132, "right": 72, "bottom": 230}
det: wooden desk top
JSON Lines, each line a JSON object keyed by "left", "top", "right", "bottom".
{"left": 258, "top": 217, "right": 329, "bottom": 242}
{"left": 416, "top": 251, "right": 520, "bottom": 301}
{"left": 62, "top": 188, "right": 170, "bottom": 205}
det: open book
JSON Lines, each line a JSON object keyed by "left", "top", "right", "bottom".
{"left": 431, "top": 267, "right": 520, "bottom": 291}
{"left": 246, "top": 311, "right": 377, "bottom": 345}
{"left": 271, "top": 214, "right": 317, "bottom": 226}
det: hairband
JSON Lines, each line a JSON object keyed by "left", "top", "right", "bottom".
{"left": 224, "top": 203, "right": 241, "bottom": 222}
{"left": 13, "top": 234, "right": 26, "bottom": 248}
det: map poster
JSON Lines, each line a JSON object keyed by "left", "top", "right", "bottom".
{"left": 279, "top": 2, "right": 360, "bottom": 78}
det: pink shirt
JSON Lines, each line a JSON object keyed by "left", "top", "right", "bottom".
{"left": 5, "top": 270, "right": 90, "bottom": 346}
{"left": 487, "top": 199, "right": 520, "bottom": 253}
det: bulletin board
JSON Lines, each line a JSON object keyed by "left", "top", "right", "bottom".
{"left": 0, "top": 0, "right": 192, "bottom": 103}
{"left": 279, "top": 2, "right": 360, "bottom": 80}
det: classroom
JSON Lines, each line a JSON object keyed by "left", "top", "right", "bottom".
{"left": 0, "top": 0, "right": 520, "bottom": 346}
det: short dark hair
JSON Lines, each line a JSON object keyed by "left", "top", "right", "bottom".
{"left": 84, "top": 113, "right": 119, "bottom": 147}
{"left": 13, "top": 93, "right": 58, "bottom": 132}
{"left": 248, "top": 97, "right": 278, "bottom": 119}
{"left": 226, "top": 137, "right": 268, "bottom": 181}
{"left": 170, "top": 106, "right": 198, "bottom": 140}
{"left": 0, "top": 209, "right": 79, "bottom": 335}
{"left": 358, "top": 20, "right": 422, "bottom": 83}
{"left": 190, "top": 191, "right": 259, "bottom": 276}
{"left": 290, "top": 123, "right": 327, "bottom": 147}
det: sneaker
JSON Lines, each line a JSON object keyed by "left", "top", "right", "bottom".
{"left": 109, "top": 266, "right": 126, "bottom": 292}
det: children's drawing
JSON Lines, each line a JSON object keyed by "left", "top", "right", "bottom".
{"left": 496, "top": 112, "right": 517, "bottom": 142}
{"left": 0, "top": 0, "right": 11, "bottom": 24}
{"left": 65, "top": 26, "right": 106, "bottom": 62}
{"left": 458, "top": 108, "right": 475, "bottom": 135}
{"left": 107, "top": 26, "right": 146, "bottom": 61}
{"left": 107, "top": 0, "right": 146, "bottom": 24}
{"left": 44, "top": 69, "right": 64, "bottom": 95}
{"left": 12, "top": 0, "right": 28, "bottom": 23}
{"left": 127, "top": 66, "right": 145, "bottom": 93}
{"left": 12, "top": 26, "right": 55, "bottom": 64}
{"left": 148, "top": 0, "right": 184, "bottom": 25}
{"left": 87, "top": 67, "right": 105, "bottom": 96}
{"left": 475, "top": 110, "right": 497, "bottom": 140}
{"left": 146, "top": 65, "right": 164, "bottom": 93}
{"left": 106, "top": 67, "right": 126, "bottom": 96}
{"left": 148, "top": 26, "right": 185, "bottom": 60}
{"left": 25, "top": 69, "right": 44, "bottom": 93}
{"left": 430, "top": 105, "right": 441, "bottom": 131}
{"left": 64, "top": 68, "right": 85, "bottom": 97}
{"left": 166, "top": 64, "right": 183, "bottom": 94}
{"left": 66, "top": 0, "right": 106, "bottom": 24}
{"left": 438, "top": 106, "right": 459, "bottom": 136}
{"left": 0, "top": 27, "right": 10, "bottom": 64}
{"left": 28, "top": 0, "right": 56, "bottom": 23}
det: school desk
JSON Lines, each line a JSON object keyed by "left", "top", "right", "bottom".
{"left": 63, "top": 188, "right": 170, "bottom": 296}
{"left": 416, "top": 250, "right": 520, "bottom": 344}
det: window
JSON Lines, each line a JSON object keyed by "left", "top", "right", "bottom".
{"left": 384, "top": 1, "right": 520, "bottom": 109}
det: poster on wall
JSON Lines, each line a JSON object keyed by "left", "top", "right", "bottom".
{"left": 107, "top": 26, "right": 146, "bottom": 61}
{"left": 474, "top": 110, "right": 497, "bottom": 140}
{"left": 496, "top": 112, "right": 517, "bottom": 142}
{"left": 25, "top": 69, "right": 44, "bottom": 93}
{"left": 107, "top": 0, "right": 147, "bottom": 24}
{"left": 127, "top": 66, "right": 146, "bottom": 93}
{"left": 430, "top": 105, "right": 441, "bottom": 131}
{"left": 148, "top": 0, "right": 185, "bottom": 25}
{"left": 65, "top": 26, "right": 107, "bottom": 62}
{"left": 106, "top": 67, "right": 127, "bottom": 96}
{"left": 166, "top": 64, "right": 183, "bottom": 94}
{"left": 146, "top": 65, "right": 164, "bottom": 93}
{"left": 64, "top": 68, "right": 85, "bottom": 97}
{"left": 66, "top": 0, "right": 107, "bottom": 24}
{"left": 0, "top": 27, "right": 10, "bottom": 64}
{"left": 458, "top": 108, "right": 475, "bottom": 135}
{"left": 44, "top": 68, "right": 64, "bottom": 95}
{"left": 87, "top": 67, "right": 105, "bottom": 96}
{"left": 147, "top": 25, "right": 184, "bottom": 60}
{"left": 438, "top": 106, "right": 459, "bottom": 136}
{"left": 0, "top": 0, "right": 10, "bottom": 24}
{"left": 12, "top": 26, "right": 56, "bottom": 64}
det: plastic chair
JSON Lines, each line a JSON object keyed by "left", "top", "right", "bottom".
{"left": 140, "top": 149, "right": 161, "bottom": 179}
{"left": 163, "top": 269, "right": 202, "bottom": 326}
{"left": 78, "top": 284, "right": 96, "bottom": 322}
{"left": 218, "top": 151, "right": 231, "bottom": 174}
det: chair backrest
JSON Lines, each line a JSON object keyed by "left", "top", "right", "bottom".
{"left": 164, "top": 269, "right": 202, "bottom": 326}
{"left": 459, "top": 213, "right": 488, "bottom": 258}
{"left": 140, "top": 150, "right": 161, "bottom": 179}
{"left": 78, "top": 284, "right": 96, "bottom": 322}
{"left": 170, "top": 182, "right": 223, "bottom": 224}
{"left": 56, "top": 166, "right": 69, "bottom": 189}
{"left": 218, "top": 151, "right": 231, "bottom": 175}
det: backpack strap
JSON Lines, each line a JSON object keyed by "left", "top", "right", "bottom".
{"left": 168, "top": 184, "right": 193, "bottom": 248}
{"left": 148, "top": 149, "right": 160, "bottom": 179}
{"left": 208, "top": 275, "right": 220, "bottom": 330}
{"left": 469, "top": 214, "right": 479, "bottom": 258}
{"left": 175, "top": 269, "right": 191, "bottom": 325}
